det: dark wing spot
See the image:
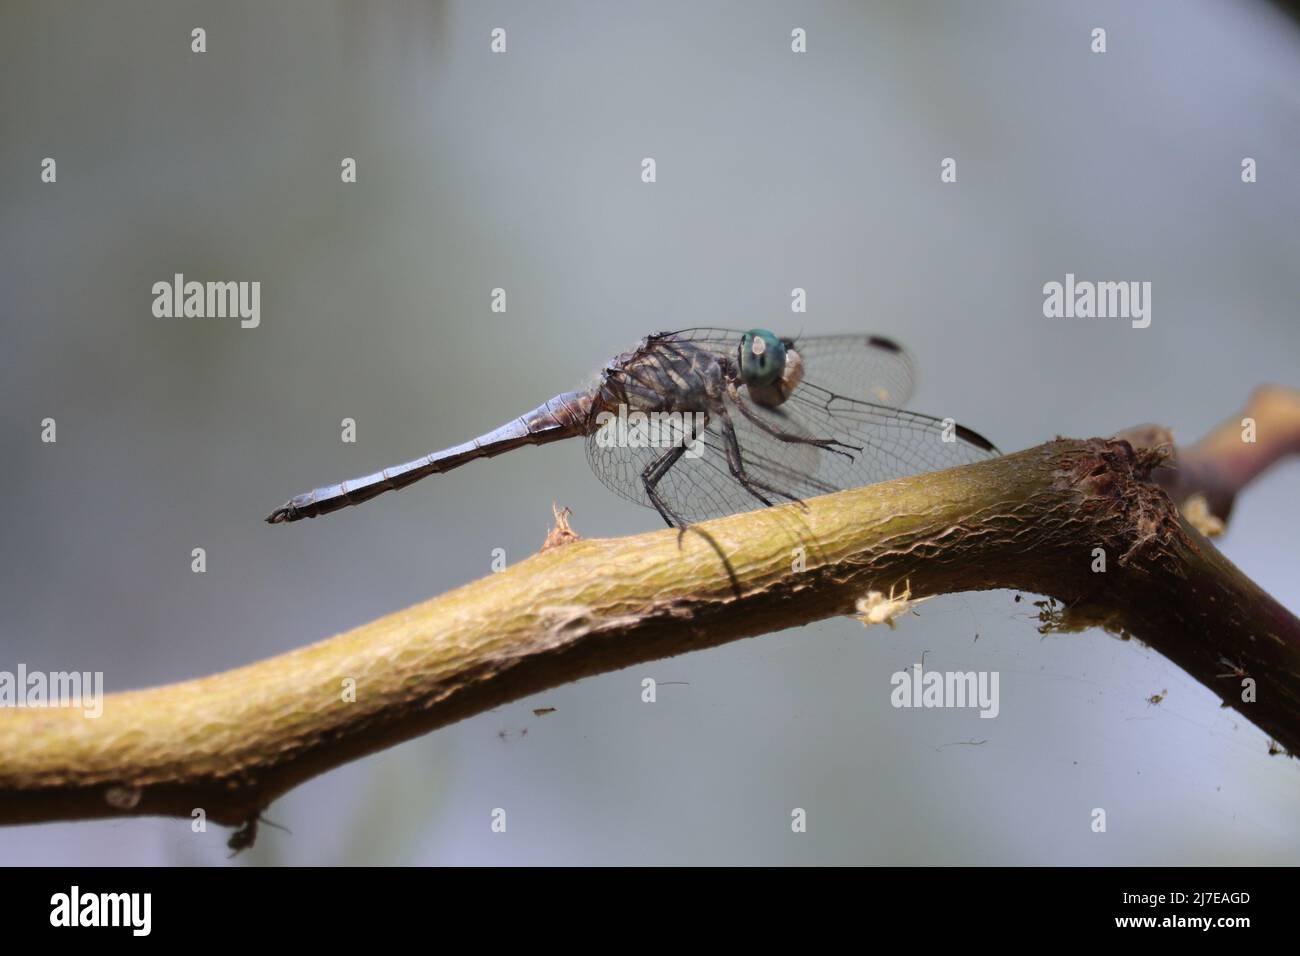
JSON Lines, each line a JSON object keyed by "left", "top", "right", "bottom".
{"left": 867, "top": 335, "right": 902, "bottom": 353}
{"left": 955, "top": 424, "right": 999, "bottom": 453}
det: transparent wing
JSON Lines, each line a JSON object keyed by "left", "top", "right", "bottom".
{"left": 585, "top": 411, "right": 756, "bottom": 522}
{"left": 585, "top": 329, "right": 998, "bottom": 525}
{"left": 732, "top": 380, "right": 997, "bottom": 494}
{"left": 784, "top": 334, "right": 915, "bottom": 407}
{"left": 665, "top": 329, "right": 917, "bottom": 407}
{"left": 585, "top": 387, "right": 997, "bottom": 525}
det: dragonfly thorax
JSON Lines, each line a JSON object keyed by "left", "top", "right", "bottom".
{"left": 595, "top": 337, "right": 719, "bottom": 418}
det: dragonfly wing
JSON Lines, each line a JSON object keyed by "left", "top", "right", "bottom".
{"left": 586, "top": 329, "right": 997, "bottom": 525}
{"left": 784, "top": 334, "right": 916, "bottom": 407}
{"left": 585, "top": 418, "right": 782, "bottom": 523}
{"left": 716, "top": 393, "right": 834, "bottom": 498}
{"left": 771, "top": 379, "right": 999, "bottom": 487}
{"left": 662, "top": 330, "right": 917, "bottom": 407}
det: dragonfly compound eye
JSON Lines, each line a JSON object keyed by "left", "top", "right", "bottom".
{"left": 740, "top": 329, "right": 787, "bottom": 388}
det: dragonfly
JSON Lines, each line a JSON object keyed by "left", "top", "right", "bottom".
{"left": 266, "top": 329, "right": 999, "bottom": 529}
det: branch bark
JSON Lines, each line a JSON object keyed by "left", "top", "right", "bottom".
{"left": 2, "top": 398, "right": 1298, "bottom": 843}
{"left": 1119, "top": 384, "right": 1300, "bottom": 524}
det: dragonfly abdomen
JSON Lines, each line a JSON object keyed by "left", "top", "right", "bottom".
{"left": 266, "top": 390, "right": 595, "bottom": 523}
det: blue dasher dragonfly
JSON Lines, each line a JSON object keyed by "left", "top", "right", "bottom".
{"left": 266, "top": 328, "right": 998, "bottom": 529}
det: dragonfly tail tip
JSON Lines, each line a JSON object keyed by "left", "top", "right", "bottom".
{"left": 265, "top": 505, "right": 295, "bottom": 524}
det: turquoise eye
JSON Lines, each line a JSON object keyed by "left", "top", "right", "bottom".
{"left": 740, "top": 329, "right": 786, "bottom": 388}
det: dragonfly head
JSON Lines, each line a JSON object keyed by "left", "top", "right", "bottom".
{"left": 740, "top": 329, "right": 803, "bottom": 408}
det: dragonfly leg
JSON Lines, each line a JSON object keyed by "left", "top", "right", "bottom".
{"left": 716, "top": 403, "right": 806, "bottom": 509}
{"left": 728, "top": 386, "right": 861, "bottom": 460}
{"left": 642, "top": 444, "right": 690, "bottom": 530}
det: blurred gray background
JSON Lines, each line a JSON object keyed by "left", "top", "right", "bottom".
{"left": 2, "top": 0, "right": 1298, "bottom": 865}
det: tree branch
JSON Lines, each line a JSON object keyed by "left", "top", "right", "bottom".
{"left": 2, "top": 396, "right": 1298, "bottom": 843}
{"left": 1118, "top": 384, "right": 1300, "bottom": 525}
